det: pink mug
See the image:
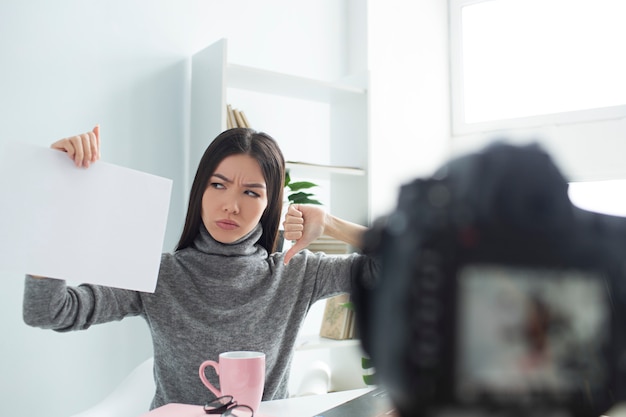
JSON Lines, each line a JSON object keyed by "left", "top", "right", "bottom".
{"left": 199, "top": 351, "right": 266, "bottom": 413}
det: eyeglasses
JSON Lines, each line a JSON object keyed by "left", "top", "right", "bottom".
{"left": 204, "top": 395, "right": 254, "bottom": 417}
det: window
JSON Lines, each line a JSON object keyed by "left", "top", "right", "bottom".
{"left": 450, "top": 0, "right": 626, "bottom": 134}
{"left": 568, "top": 180, "right": 626, "bottom": 217}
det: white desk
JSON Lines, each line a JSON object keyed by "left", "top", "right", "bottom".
{"left": 259, "top": 388, "right": 372, "bottom": 417}
{"left": 144, "top": 390, "right": 626, "bottom": 417}
{"left": 260, "top": 395, "right": 626, "bottom": 417}
{"left": 141, "top": 388, "right": 373, "bottom": 417}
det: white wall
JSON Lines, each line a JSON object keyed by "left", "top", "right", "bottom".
{"left": 368, "top": 0, "right": 451, "bottom": 219}
{"left": 446, "top": 0, "right": 626, "bottom": 183}
{"left": 449, "top": 119, "right": 626, "bottom": 182}
{"left": 366, "top": 0, "right": 626, "bottom": 220}
{"left": 0, "top": 1, "right": 357, "bottom": 416}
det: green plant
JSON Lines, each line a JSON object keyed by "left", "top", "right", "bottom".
{"left": 284, "top": 169, "right": 322, "bottom": 205}
{"left": 277, "top": 170, "right": 322, "bottom": 252}
{"left": 361, "top": 357, "right": 376, "bottom": 386}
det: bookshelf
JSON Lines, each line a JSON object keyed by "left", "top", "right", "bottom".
{"left": 190, "top": 38, "right": 370, "bottom": 226}
{"left": 295, "top": 334, "right": 361, "bottom": 352}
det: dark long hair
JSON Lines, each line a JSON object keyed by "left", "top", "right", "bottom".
{"left": 176, "top": 128, "right": 285, "bottom": 253}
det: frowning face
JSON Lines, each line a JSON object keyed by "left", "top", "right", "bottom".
{"left": 201, "top": 154, "right": 268, "bottom": 244}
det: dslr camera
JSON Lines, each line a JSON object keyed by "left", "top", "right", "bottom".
{"left": 353, "top": 142, "right": 626, "bottom": 417}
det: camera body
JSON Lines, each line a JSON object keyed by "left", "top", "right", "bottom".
{"left": 354, "top": 143, "right": 626, "bottom": 417}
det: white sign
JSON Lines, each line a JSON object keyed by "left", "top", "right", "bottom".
{"left": 0, "top": 141, "right": 172, "bottom": 292}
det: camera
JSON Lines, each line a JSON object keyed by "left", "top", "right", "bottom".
{"left": 353, "top": 142, "right": 626, "bottom": 417}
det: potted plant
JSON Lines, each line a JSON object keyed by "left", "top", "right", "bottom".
{"left": 284, "top": 169, "right": 322, "bottom": 205}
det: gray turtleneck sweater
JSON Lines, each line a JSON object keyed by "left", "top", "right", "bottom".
{"left": 23, "top": 223, "right": 368, "bottom": 410}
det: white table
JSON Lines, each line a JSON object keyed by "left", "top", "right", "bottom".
{"left": 144, "top": 389, "right": 626, "bottom": 417}
{"left": 139, "top": 388, "right": 373, "bottom": 417}
{"left": 258, "top": 388, "right": 372, "bottom": 417}
{"left": 260, "top": 394, "right": 626, "bottom": 417}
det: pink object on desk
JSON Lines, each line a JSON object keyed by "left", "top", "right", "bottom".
{"left": 139, "top": 403, "right": 273, "bottom": 417}
{"left": 139, "top": 403, "right": 205, "bottom": 416}
{"left": 199, "top": 351, "right": 266, "bottom": 414}
{"left": 140, "top": 403, "right": 208, "bottom": 417}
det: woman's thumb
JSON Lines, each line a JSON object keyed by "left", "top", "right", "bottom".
{"left": 283, "top": 241, "right": 304, "bottom": 265}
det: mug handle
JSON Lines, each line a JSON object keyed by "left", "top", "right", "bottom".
{"left": 199, "top": 360, "right": 222, "bottom": 397}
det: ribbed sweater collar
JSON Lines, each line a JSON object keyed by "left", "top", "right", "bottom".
{"left": 192, "top": 222, "right": 265, "bottom": 257}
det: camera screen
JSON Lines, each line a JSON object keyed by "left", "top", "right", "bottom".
{"left": 456, "top": 264, "right": 609, "bottom": 403}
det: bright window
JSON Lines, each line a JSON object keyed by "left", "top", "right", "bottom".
{"left": 568, "top": 180, "right": 626, "bottom": 217}
{"left": 450, "top": 0, "right": 626, "bottom": 133}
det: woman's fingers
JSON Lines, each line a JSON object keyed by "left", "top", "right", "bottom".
{"left": 282, "top": 204, "right": 327, "bottom": 264}
{"left": 51, "top": 125, "right": 101, "bottom": 168}
{"left": 282, "top": 204, "right": 304, "bottom": 241}
{"left": 93, "top": 124, "right": 101, "bottom": 160}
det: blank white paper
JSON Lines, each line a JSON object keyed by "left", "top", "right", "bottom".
{"left": 0, "top": 141, "right": 172, "bottom": 292}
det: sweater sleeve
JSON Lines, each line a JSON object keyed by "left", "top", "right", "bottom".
{"left": 291, "top": 251, "right": 378, "bottom": 303}
{"left": 22, "top": 275, "right": 144, "bottom": 332}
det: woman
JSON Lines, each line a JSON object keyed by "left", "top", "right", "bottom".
{"left": 23, "top": 126, "right": 372, "bottom": 410}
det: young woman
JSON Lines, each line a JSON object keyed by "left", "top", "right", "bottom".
{"left": 23, "top": 126, "right": 373, "bottom": 410}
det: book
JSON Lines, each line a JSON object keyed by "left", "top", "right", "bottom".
{"left": 233, "top": 108, "right": 246, "bottom": 127}
{"left": 240, "top": 110, "right": 251, "bottom": 128}
{"left": 307, "top": 235, "right": 350, "bottom": 255}
{"left": 319, "top": 293, "right": 354, "bottom": 340}
{"left": 226, "top": 104, "right": 236, "bottom": 129}
{"left": 312, "top": 236, "right": 355, "bottom": 340}
{"left": 226, "top": 104, "right": 252, "bottom": 128}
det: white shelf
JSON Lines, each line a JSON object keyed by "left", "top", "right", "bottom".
{"left": 228, "top": 64, "right": 365, "bottom": 103}
{"left": 191, "top": 38, "right": 370, "bottom": 225}
{"left": 286, "top": 161, "right": 365, "bottom": 177}
{"left": 295, "top": 334, "right": 361, "bottom": 351}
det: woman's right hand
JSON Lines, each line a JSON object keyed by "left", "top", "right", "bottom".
{"left": 51, "top": 125, "right": 101, "bottom": 168}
